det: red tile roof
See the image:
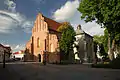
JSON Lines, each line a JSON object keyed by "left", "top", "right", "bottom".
{"left": 13, "top": 50, "right": 24, "bottom": 54}
{"left": 44, "top": 16, "right": 62, "bottom": 31}
{"left": 13, "top": 52, "right": 19, "bottom": 54}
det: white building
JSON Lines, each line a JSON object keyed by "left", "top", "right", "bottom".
{"left": 11, "top": 50, "right": 24, "bottom": 60}
{"left": 0, "top": 44, "right": 12, "bottom": 62}
{"left": 73, "top": 25, "right": 94, "bottom": 63}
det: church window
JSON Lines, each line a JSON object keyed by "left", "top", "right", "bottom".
{"left": 37, "top": 38, "right": 40, "bottom": 48}
{"left": 50, "top": 43, "right": 54, "bottom": 52}
{"left": 50, "top": 35, "right": 51, "bottom": 40}
{"left": 44, "top": 23, "right": 46, "bottom": 30}
{"left": 36, "top": 20, "right": 38, "bottom": 32}
{"left": 41, "top": 20, "right": 43, "bottom": 30}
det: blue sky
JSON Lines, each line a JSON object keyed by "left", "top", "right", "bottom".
{"left": 0, "top": 0, "right": 104, "bottom": 52}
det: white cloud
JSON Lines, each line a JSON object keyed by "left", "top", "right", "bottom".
{"left": 12, "top": 44, "right": 25, "bottom": 52}
{"left": 4, "top": 0, "right": 16, "bottom": 12}
{"left": 14, "top": 45, "right": 20, "bottom": 50}
{"left": 22, "top": 21, "right": 33, "bottom": 33}
{"left": 0, "top": 0, "right": 33, "bottom": 34}
{"left": 0, "top": 10, "right": 33, "bottom": 33}
{"left": 1, "top": 42, "right": 25, "bottom": 52}
{"left": 81, "top": 22, "right": 104, "bottom": 36}
{"left": 53, "top": 0, "right": 104, "bottom": 35}
{"left": 0, "top": 14, "right": 15, "bottom": 33}
{"left": 53, "top": 0, "right": 79, "bottom": 21}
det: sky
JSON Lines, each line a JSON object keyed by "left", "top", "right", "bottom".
{"left": 0, "top": 0, "right": 104, "bottom": 52}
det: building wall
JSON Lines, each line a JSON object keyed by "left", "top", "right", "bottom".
{"left": 0, "top": 46, "right": 4, "bottom": 62}
{"left": 25, "top": 13, "right": 60, "bottom": 63}
{"left": 84, "top": 34, "right": 94, "bottom": 62}
{"left": 0, "top": 45, "right": 11, "bottom": 62}
{"left": 74, "top": 33, "right": 94, "bottom": 63}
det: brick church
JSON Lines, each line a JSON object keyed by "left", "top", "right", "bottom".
{"left": 25, "top": 13, "right": 61, "bottom": 63}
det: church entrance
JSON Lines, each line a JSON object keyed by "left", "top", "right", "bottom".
{"left": 38, "top": 54, "right": 41, "bottom": 62}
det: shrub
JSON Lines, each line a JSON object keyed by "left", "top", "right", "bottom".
{"left": 109, "top": 55, "right": 120, "bottom": 69}
{"left": 91, "top": 64, "right": 110, "bottom": 68}
{"left": 92, "top": 55, "right": 120, "bottom": 69}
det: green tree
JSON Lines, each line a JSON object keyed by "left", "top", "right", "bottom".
{"left": 93, "top": 35, "right": 104, "bottom": 44}
{"left": 103, "top": 29, "right": 109, "bottom": 53}
{"left": 58, "top": 23, "right": 76, "bottom": 60}
{"left": 93, "top": 41, "right": 98, "bottom": 64}
{"left": 93, "top": 35, "right": 108, "bottom": 58}
{"left": 78, "top": 0, "right": 120, "bottom": 60}
{"left": 57, "top": 22, "right": 70, "bottom": 32}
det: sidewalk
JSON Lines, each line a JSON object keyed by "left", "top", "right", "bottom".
{"left": 0, "top": 64, "right": 22, "bottom": 80}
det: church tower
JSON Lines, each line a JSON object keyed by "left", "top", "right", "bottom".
{"left": 76, "top": 24, "right": 84, "bottom": 35}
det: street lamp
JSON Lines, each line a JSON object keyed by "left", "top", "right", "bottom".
{"left": 43, "top": 39, "right": 47, "bottom": 65}
{"left": 43, "top": 50, "right": 47, "bottom": 65}
{"left": 3, "top": 50, "right": 6, "bottom": 68}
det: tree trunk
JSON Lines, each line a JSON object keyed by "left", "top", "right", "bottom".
{"left": 108, "top": 35, "right": 115, "bottom": 61}
{"left": 111, "top": 39, "right": 115, "bottom": 59}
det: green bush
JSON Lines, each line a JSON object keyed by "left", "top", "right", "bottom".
{"left": 91, "top": 55, "right": 120, "bottom": 69}
{"left": 109, "top": 55, "right": 120, "bottom": 69}
{"left": 91, "top": 64, "right": 110, "bottom": 68}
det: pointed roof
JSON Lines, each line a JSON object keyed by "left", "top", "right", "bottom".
{"left": 44, "top": 16, "right": 62, "bottom": 31}
{"left": 75, "top": 24, "right": 93, "bottom": 38}
{"left": 76, "top": 24, "right": 85, "bottom": 35}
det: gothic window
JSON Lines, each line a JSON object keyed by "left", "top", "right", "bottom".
{"left": 41, "top": 20, "right": 43, "bottom": 30}
{"left": 50, "top": 43, "right": 54, "bottom": 52}
{"left": 46, "top": 23, "right": 47, "bottom": 30}
{"left": 40, "top": 19, "right": 41, "bottom": 31}
{"left": 49, "top": 34, "right": 51, "bottom": 40}
{"left": 45, "top": 39, "right": 47, "bottom": 50}
{"left": 44, "top": 23, "right": 46, "bottom": 31}
{"left": 53, "top": 35, "right": 54, "bottom": 40}
{"left": 37, "top": 38, "right": 40, "bottom": 48}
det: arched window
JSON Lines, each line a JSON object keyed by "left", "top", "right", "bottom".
{"left": 44, "top": 24, "right": 46, "bottom": 30}
{"left": 41, "top": 20, "right": 43, "bottom": 30}
{"left": 36, "top": 20, "right": 38, "bottom": 32}
{"left": 34, "top": 23, "right": 36, "bottom": 32}
{"left": 44, "top": 22, "right": 47, "bottom": 31}
{"left": 37, "top": 38, "right": 40, "bottom": 48}
{"left": 50, "top": 43, "right": 54, "bottom": 52}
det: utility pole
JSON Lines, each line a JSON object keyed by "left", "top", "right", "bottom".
{"left": 3, "top": 50, "right": 6, "bottom": 68}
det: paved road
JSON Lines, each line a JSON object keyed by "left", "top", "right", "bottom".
{"left": 0, "top": 64, "right": 20, "bottom": 80}
{"left": 3, "top": 63, "right": 120, "bottom": 80}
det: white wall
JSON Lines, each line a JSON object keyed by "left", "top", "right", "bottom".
{"left": 14, "top": 54, "right": 24, "bottom": 59}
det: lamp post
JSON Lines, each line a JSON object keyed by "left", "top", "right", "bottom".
{"left": 3, "top": 50, "right": 6, "bottom": 68}
{"left": 56, "top": 48, "right": 60, "bottom": 63}
{"left": 43, "top": 39, "right": 47, "bottom": 65}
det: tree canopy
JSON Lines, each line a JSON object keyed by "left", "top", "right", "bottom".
{"left": 57, "top": 22, "right": 70, "bottom": 32}
{"left": 93, "top": 35, "right": 108, "bottom": 57}
{"left": 78, "top": 0, "right": 120, "bottom": 34}
{"left": 58, "top": 23, "right": 76, "bottom": 54}
{"left": 78, "top": 0, "right": 120, "bottom": 60}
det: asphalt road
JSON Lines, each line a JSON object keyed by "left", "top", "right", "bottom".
{"left": 2, "top": 62, "right": 120, "bottom": 80}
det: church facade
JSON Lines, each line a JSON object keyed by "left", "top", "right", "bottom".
{"left": 25, "top": 13, "right": 95, "bottom": 63}
{"left": 73, "top": 25, "right": 94, "bottom": 63}
{"left": 25, "top": 13, "right": 61, "bottom": 63}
